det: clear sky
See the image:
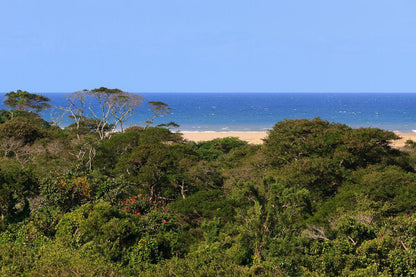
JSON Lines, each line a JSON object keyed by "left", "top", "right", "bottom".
{"left": 1, "top": 0, "right": 416, "bottom": 93}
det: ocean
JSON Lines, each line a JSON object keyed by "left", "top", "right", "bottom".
{"left": 1, "top": 93, "right": 416, "bottom": 132}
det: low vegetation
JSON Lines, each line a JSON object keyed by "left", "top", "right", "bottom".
{"left": 1, "top": 91, "right": 416, "bottom": 276}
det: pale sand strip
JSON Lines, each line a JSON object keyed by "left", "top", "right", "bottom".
{"left": 391, "top": 132, "right": 416, "bottom": 148}
{"left": 181, "top": 131, "right": 416, "bottom": 148}
{"left": 181, "top": 132, "right": 267, "bottom": 144}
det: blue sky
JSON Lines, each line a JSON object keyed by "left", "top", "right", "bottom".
{"left": 1, "top": 0, "right": 416, "bottom": 93}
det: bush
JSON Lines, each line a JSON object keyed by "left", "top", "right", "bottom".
{"left": 169, "top": 190, "right": 235, "bottom": 226}
{"left": 0, "top": 116, "right": 47, "bottom": 144}
{"left": 41, "top": 168, "right": 93, "bottom": 211}
{"left": 264, "top": 118, "right": 400, "bottom": 170}
{"left": 194, "top": 137, "right": 248, "bottom": 161}
{"left": 55, "top": 202, "right": 139, "bottom": 261}
{"left": 0, "top": 160, "right": 37, "bottom": 228}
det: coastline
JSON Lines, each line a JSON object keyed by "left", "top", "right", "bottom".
{"left": 181, "top": 131, "right": 267, "bottom": 144}
{"left": 181, "top": 131, "right": 416, "bottom": 148}
{"left": 391, "top": 132, "right": 416, "bottom": 148}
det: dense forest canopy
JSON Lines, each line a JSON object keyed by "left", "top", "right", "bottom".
{"left": 1, "top": 90, "right": 416, "bottom": 276}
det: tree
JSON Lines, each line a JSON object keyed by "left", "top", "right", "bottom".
{"left": 66, "top": 88, "right": 143, "bottom": 139}
{"left": 145, "top": 101, "right": 172, "bottom": 129}
{"left": 0, "top": 114, "right": 49, "bottom": 145}
{"left": 263, "top": 118, "right": 401, "bottom": 169}
{"left": 65, "top": 90, "right": 87, "bottom": 139}
{"left": 114, "top": 129, "right": 195, "bottom": 201}
{"left": 109, "top": 90, "right": 144, "bottom": 132}
{"left": 40, "top": 168, "right": 93, "bottom": 212}
{"left": 0, "top": 161, "right": 37, "bottom": 228}
{"left": 4, "top": 90, "right": 51, "bottom": 113}
{"left": 88, "top": 87, "right": 143, "bottom": 138}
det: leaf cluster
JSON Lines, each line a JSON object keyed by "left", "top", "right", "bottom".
{"left": 2, "top": 113, "right": 416, "bottom": 275}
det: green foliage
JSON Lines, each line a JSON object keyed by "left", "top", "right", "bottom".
{"left": 0, "top": 238, "right": 120, "bottom": 276}
{"left": 4, "top": 90, "right": 51, "bottom": 113}
{"left": 0, "top": 109, "right": 11, "bottom": 124}
{"left": 94, "top": 127, "right": 184, "bottom": 175}
{"left": 169, "top": 190, "right": 235, "bottom": 225}
{"left": 354, "top": 165, "right": 416, "bottom": 214}
{"left": 134, "top": 127, "right": 183, "bottom": 144}
{"left": 0, "top": 160, "right": 37, "bottom": 228}
{"left": 93, "top": 128, "right": 144, "bottom": 173}
{"left": 135, "top": 235, "right": 159, "bottom": 263}
{"left": 115, "top": 135, "right": 198, "bottom": 200}
{"left": 0, "top": 114, "right": 49, "bottom": 144}
{"left": 145, "top": 101, "right": 172, "bottom": 128}
{"left": 65, "top": 118, "right": 114, "bottom": 135}
{"left": 55, "top": 202, "right": 139, "bottom": 260}
{"left": 132, "top": 250, "right": 251, "bottom": 276}
{"left": 94, "top": 176, "right": 136, "bottom": 203}
{"left": 201, "top": 217, "right": 222, "bottom": 244}
{"left": 194, "top": 137, "right": 248, "bottom": 161}
{"left": 264, "top": 118, "right": 401, "bottom": 170}
{"left": 273, "top": 156, "right": 346, "bottom": 200}
{"left": 40, "top": 167, "right": 93, "bottom": 211}
{"left": 29, "top": 206, "right": 63, "bottom": 237}
{"left": 311, "top": 165, "right": 416, "bottom": 225}
{"left": 331, "top": 216, "right": 376, "bottom": 244}
{"left": 2, "top": 117, "right": 416, "bottom": 275}
{"left": 264, "top": 118, "right": 350, "bottom": 165}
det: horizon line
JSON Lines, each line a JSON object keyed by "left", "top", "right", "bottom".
{"left": 2, "top": 91, "right": 416, "bottom": 94}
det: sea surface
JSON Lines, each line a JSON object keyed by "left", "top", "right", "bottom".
{"left": 1, "top": 93, "right": 416, "bottom": 132}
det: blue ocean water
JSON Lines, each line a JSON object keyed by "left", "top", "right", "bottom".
{"left": 1, "top": 93, "right": 416, "bottom": 132}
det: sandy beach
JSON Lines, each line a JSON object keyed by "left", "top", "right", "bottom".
{"left": 391, "top": 132, "right": 416, "bottom": 148}
{"left": 181, "top": 132, "right": 268, "bottom": 144}
{"left": 181, "top": 131, "right": 416, "bottom": 148}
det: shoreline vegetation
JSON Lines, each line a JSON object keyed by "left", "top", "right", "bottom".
{"left": 3, "top": 90, "right": 416, "bottom": 275}
{"left": 181, "top": 131, "right": 416, "bottom": 147}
